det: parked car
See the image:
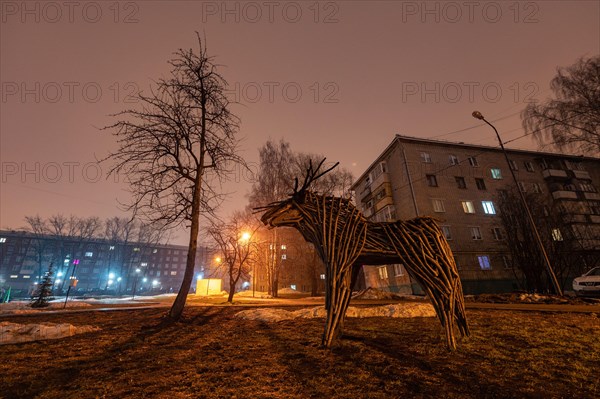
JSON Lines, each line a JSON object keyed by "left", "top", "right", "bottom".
{"left": 572, "top": 267, "right": 600, "bottom": 296}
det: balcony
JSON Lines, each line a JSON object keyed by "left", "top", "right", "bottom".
{"left": 542, "top": 169, "right": 568, "bottom": 179}
{"left": 552, "top": 190, "right": 577, "bottom": 200}
{"left": 360, "top": 187, "right": 372, "bottom": 203}
{"left": 584, "top": 192, "right": 600, "bottom": 200}
{"left": 374, "top": 196, "right": 394, "bottom": 211}
{"left": 371, "top": 171, "right": 390, "bottom": 192}
{"left": 573, "top": 170, "right": 591, "bottom": 180}
{"left": 589, "top": 215, "right": 600, "bottom": 224}
{"left": 564, "top": 214, "right": 586, "bottom": 224}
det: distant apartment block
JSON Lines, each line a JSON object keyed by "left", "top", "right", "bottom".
{"left": 352, "top": 135, "right": 600, "bottom": 294}
{"left": 0, "top": 230, "right": 211, "bottom": 297}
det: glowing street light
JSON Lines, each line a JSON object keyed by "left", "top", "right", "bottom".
{"left": 472, "top": 110, "right": 562, "bottom": 296}
{"left": 132, "top": 268, "right": 142, "bottom": 300}
{"left": 240, "top": 231, "right": 251, "bottom": 242}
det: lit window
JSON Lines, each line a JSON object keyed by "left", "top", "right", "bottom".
{"left": 0, "top": 237, "right": 7, "bottom": 243}
{"left": 378, "top": 266, "right": 388, "bottom": 279}
{"left": 455, "top": 176, "right": 466, "bottom": 189}
{"left": 170, "top": 271, "right": 177, "bottom": 276}
{"left": 449, "top": 155, "right": 459, "bottom": 165}
{"left": 141, "top": 262, "right": 148, "bottom": 267}
{"left": 290, "top": 284, "right": 297, "bottom": 291}
{"left": 432, "top": 199, "right": 445, "bottom": 213}
{"left": 281, "top": 254, "right": 287, "bottom": 260}
{"left": 509, "top": 160, "right": 519, "bottom": 170}
{"left": 281, "top": 245, "right": 286, "bottom": 250}
{"left": 462, "top": 201, "right": 475, "bottom": 214}
{"left": 109, "top": 245, "right": 115, "bottom": 250}
{"left": 525, "top": 161, "right": 535, "bottom": 172}
{"left": 490, "top": 168, "right": 502, "bottom": 179}
{"left": 477, "top": 255, "right": 491, "bottom": 270}
{"left": 468, "top": 157, "right": 479, "bottom": 167}
{"left": 475, "top": 178, "right": 487, "bottom": 190}
{"left": 420, "top": 152, "right": 432, "bottom": 163}
{"left": 492, "top": 227, "right": 504, "bottom": 240}
{"left": 85, "top": 252, "right": 93, "bottom": 257}
{"left": 482, "top": 201, "right": 496, "bottom": 215}
{"left": 470, "top": 227, "right": 482, "bottom": 240}
{"left": 426, "top": 174, "right": 438, "bottom": 187}
{"left": 552, "top": 228, "right": 563, "bottom": 241}
{"left": 441, "top": 226, "right": 452, "bottom": 240}
{"left": 393, "top": 264, "right": 404, "bottom": 276}
{"left": 320, "top": 274, "right": 326, "bottom": 280}
{"left": 133, "top": 247, "right": 140, "bottom": 252}
{"left": 10, "top": 275, "right": 18, "bottom": 278}
{"left": 152, "top": 249, "right": 158, "bottom": 254}
{"left": 23, "top": 275, "right": 30, "bottom": 279}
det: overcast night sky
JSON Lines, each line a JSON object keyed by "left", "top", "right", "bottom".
{"left": 1, "top": 1, "right": 599, "bottom": 244}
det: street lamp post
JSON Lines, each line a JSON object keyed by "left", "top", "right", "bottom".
{"left": 132, "top": 268, "right": 141, "bottom": 300}
{"left": 472, "top": 111, "right": 562, "bottom": 296}
{"left": 63, "top": 259, "right": 79, "bottom": 309}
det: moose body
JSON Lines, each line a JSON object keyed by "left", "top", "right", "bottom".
{"left": 259, "top": 160, "right": 470, "bottom": 349}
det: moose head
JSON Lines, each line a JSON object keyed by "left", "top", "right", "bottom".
{"left": 258, "top": 159, "right": 339, "bottom": 229}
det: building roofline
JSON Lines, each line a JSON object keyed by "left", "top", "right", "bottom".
{"left": 351, "top": 134, "right": 600, "bottom": 190}
{"left": 0, "top": 229, "right": 197, "bottom": 251}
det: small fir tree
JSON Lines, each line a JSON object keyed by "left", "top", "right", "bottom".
{"left": 31, "top": 263, "right": 54, "bottom": 308}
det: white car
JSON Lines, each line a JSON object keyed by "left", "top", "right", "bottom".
{"left": 572, "top": 267, "right": 600, "bottom": 296}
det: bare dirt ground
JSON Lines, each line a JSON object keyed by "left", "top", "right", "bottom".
{"left": 1, "top": 303, "right": 598, "bottom": 399}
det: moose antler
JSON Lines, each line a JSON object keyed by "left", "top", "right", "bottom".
{"left": 293, "top": 158, "right": 339, "bottom": 195}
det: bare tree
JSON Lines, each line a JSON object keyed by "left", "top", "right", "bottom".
{"left": 522, "top": 55, "right": 600, "bottom": 155}
{"left": 23, "top": 215, "right": 50, "bottom": 285}
{"left": 248, "top": 139, "right": 352, "bottom": 296}
{"left": 208, "top": 212, "right": 258, "bottom": 303}
{"left": 103, "top": 35, "right": 243, "bottom": 320}
{"left": 497, "top": 188, "right": 594, "bottom": 292}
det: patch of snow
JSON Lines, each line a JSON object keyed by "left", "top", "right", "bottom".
{"left": 352, "top": 287, "right": 420, "bottom": 300}
{"left": 0, "top": 322, "right": 100, "bottom": 345}
{"left": 278, "top": 287, "right": 301, "bottom": 294}
{"left": 236, "top": 291, "right": 273, "bottom": 299}
{"left": 234, "top": 303, "right": 435, "bottom": 322}
{"left": 0, "top": 301, "right": 93, "bottom": 315}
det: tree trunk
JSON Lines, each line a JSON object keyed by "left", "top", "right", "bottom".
{"left": 228, "top": 281, "right": 236, "bottom": 303}
{"left": 310, "top": 249, "right": 318, "bottom": 296}
{"left": 168, "top": 177, "right": 202, "bottom": 320}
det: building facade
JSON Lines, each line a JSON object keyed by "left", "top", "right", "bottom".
{"left": 352, "top": 135, "right": 600, "bottom": 294}
{"left": 0, "top": 230, "right": 211, "bottom": 298}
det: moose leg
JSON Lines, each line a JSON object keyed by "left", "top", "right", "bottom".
{"left": 322, "top": 262, "right": 353, "bottom": 348}
{"left": 453, "top": 277, "right": 470, "bottom": 337}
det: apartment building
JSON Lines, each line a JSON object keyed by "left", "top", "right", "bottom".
{"left": 0, "top": 230, "right": 211, "bottom": 298}
{"left": 352, "top": 135, "right": 600, "bottom": 294}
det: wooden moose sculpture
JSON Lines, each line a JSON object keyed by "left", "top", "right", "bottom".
{"left": 259, "top": 159, "right": 470, "bottom": 349}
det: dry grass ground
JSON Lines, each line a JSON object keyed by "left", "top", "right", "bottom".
{"left": 0, "top": 306, "right": 598, "bottom": 399}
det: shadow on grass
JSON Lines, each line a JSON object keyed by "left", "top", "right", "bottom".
{"left": 2, "top": 307, "right": 229, "bottom": 399}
